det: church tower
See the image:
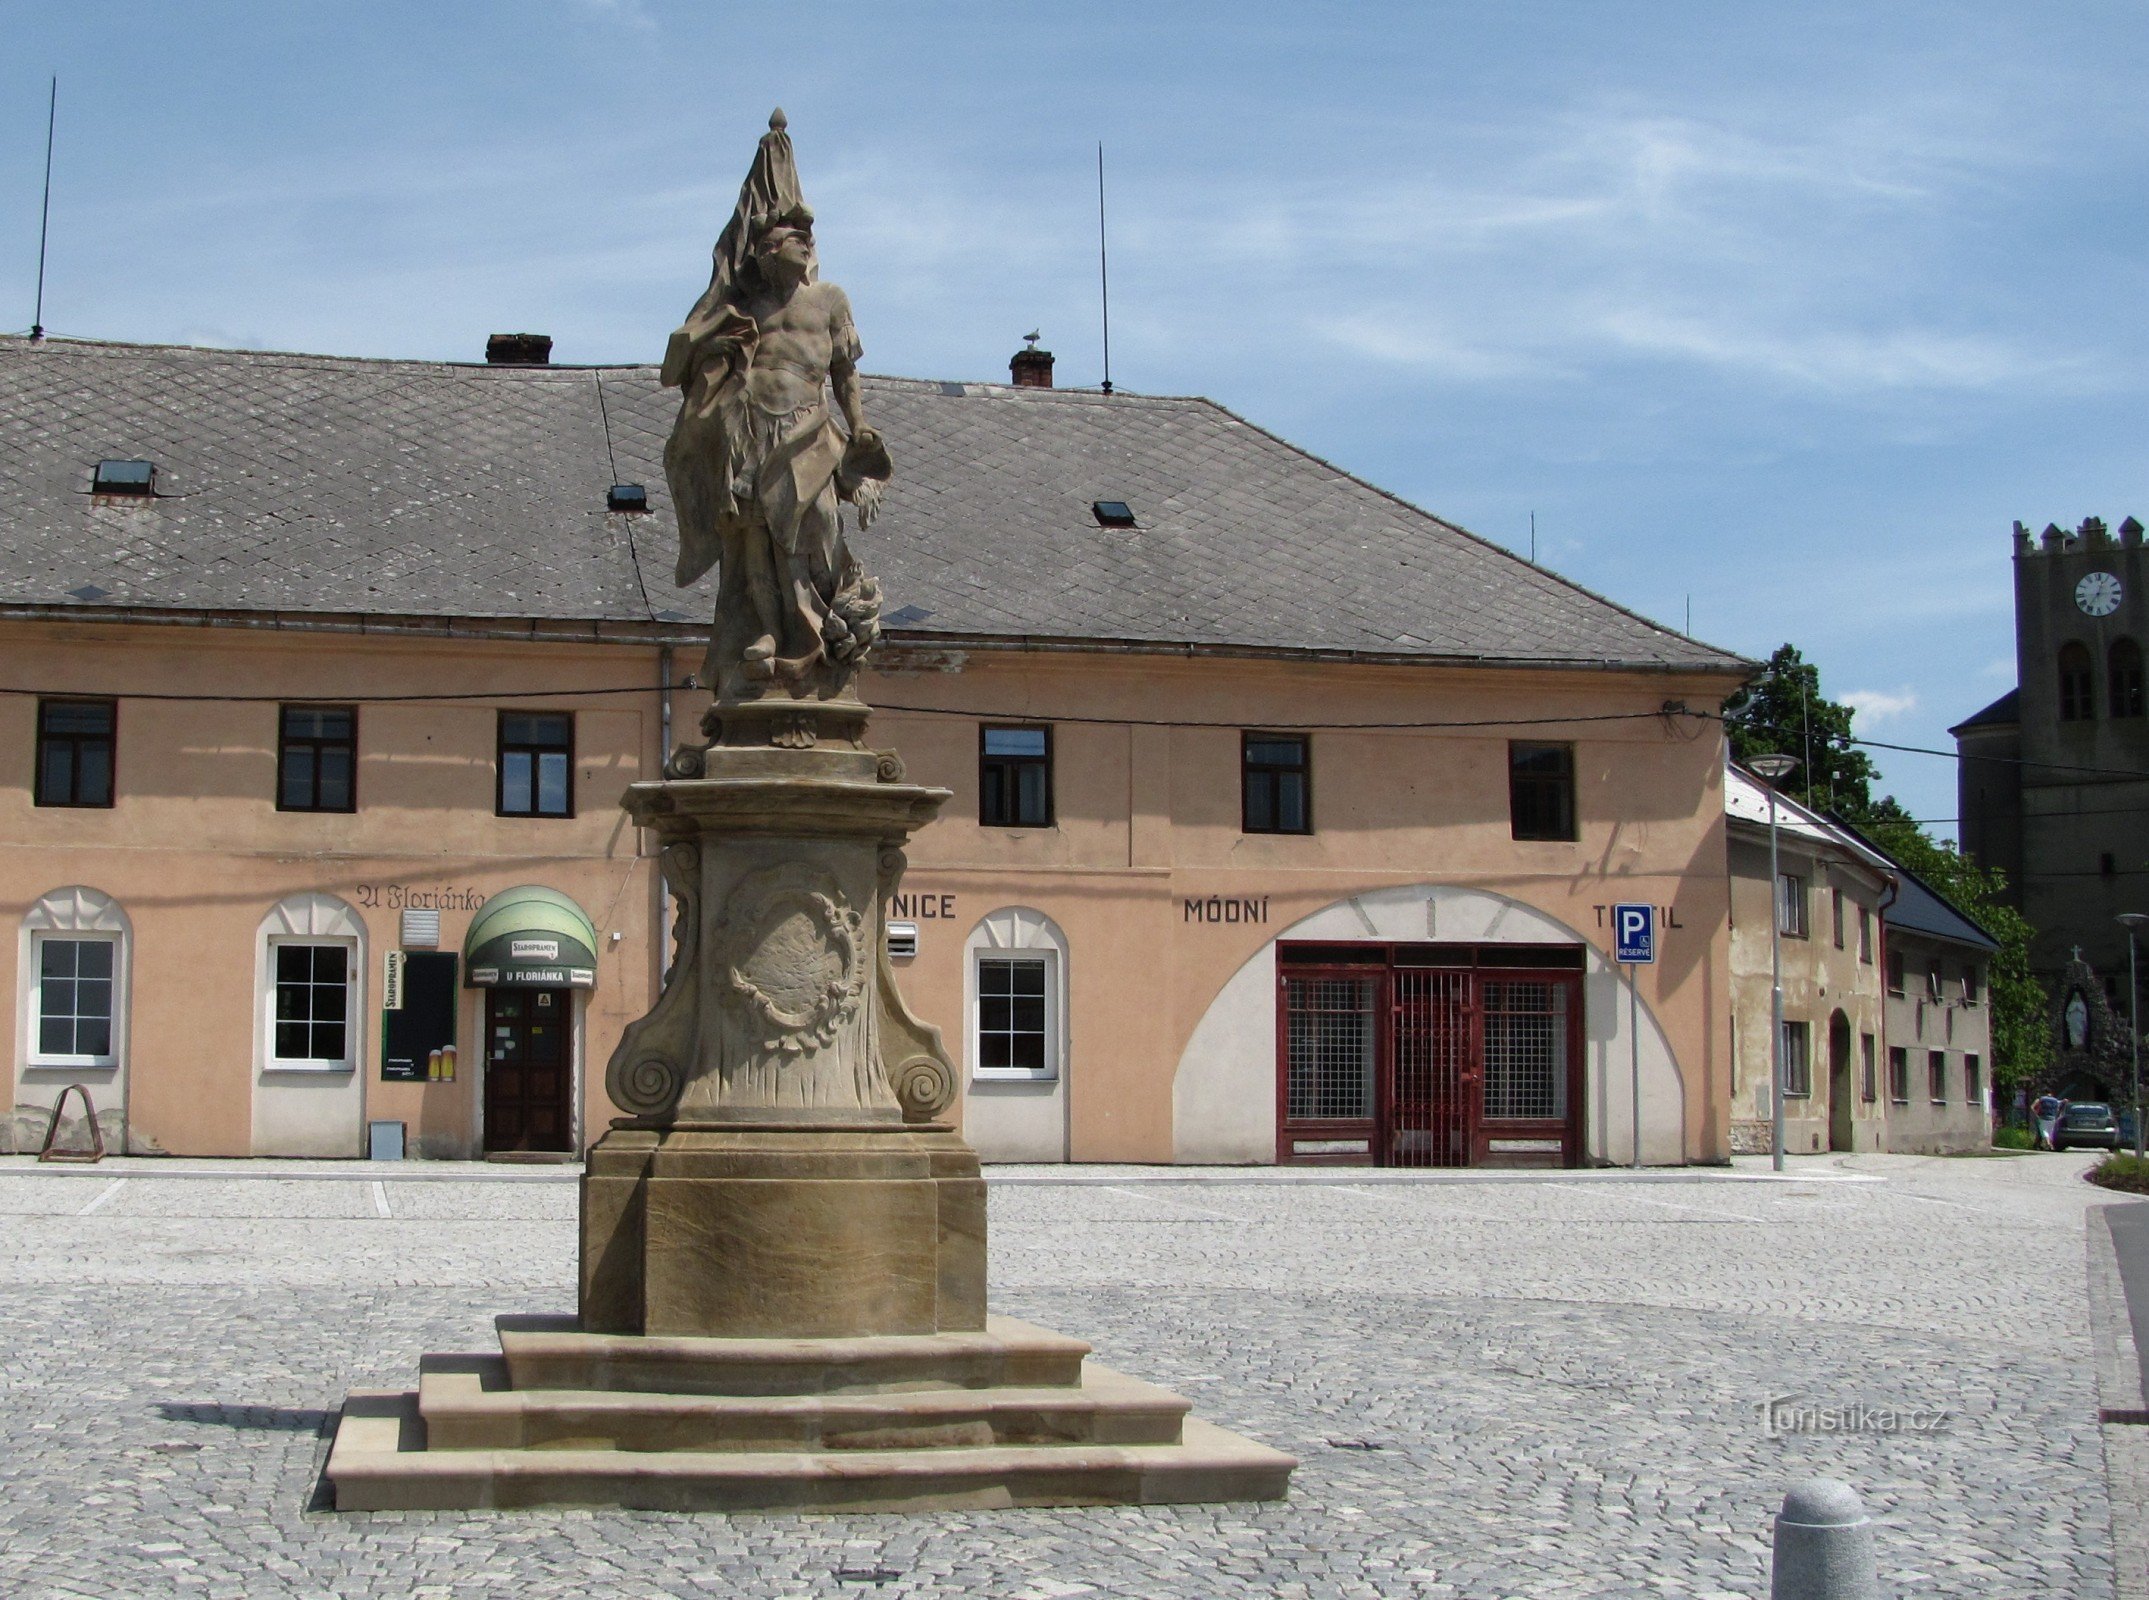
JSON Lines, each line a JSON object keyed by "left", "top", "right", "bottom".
{"left": 1954, "top": 516, "right": 2149, "bottom": 986}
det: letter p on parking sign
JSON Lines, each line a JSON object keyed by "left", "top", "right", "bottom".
{"left": 1613, "top": 903, "right": 1655, "bottom": 965}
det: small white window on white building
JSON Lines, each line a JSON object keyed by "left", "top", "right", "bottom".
{"left": 965, "top": 906, "right": 1069, "bottom": 1083}
{"left": 20, "top": 886, "right": 130, "bottom": 1072}
{"left": 255, "top": 892, "right": 366, "bottom": 1076}
{"left": 977, "top": 956, "right": 1050, "bottom": 1075}
{"left": 32, "top": 935, "right": 118, "bottom": 1066}
{"left": 268, "top": 941, "right": 354, "bottom": 1069}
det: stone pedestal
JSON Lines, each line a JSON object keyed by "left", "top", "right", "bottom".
{"left": 579, "top": 1122, "right": 984, "bottom": 1339}
{"left": 575, "top": 739, "right": 980, "bottom": 1341}
{"left": 326, "top": 734, "right": 1294, "bottom": 1512}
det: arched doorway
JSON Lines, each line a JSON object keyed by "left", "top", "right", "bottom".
{"left": 1174, "top": 882, "right": 1687, "bottom": 1168}
{"left": 1828, "top": 1010, "right": 1854, "bottom": 1153}
{"left": 463, "top": 886, "right": 598, "bottom": 1156}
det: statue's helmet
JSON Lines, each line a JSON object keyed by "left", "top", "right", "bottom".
{"left": 750, "top": 201, "right": 816, "bottom": 259}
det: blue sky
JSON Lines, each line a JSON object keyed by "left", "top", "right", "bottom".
{"left": 5, "top": 2, "right": 2145, "bottom": 835}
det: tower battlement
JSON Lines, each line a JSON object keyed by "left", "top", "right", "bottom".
{"left": 2015, "top": 516, "right": 2144, "bottom": 554}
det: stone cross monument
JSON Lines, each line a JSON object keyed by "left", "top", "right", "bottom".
{"left": 325, "top": 115, "right": 1293, "bottom": 1511}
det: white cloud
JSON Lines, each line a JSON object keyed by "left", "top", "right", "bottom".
{"left": 566, "top": 0, "right": 656, "bottom": 30}
{"left": 1148, "top": 97, "right": 2116, "bottom": 401}
{"left": 1843, "top": 687, "right": 1920, "bottom": 726}
{"left": 1313, "top": 311, "right": 1574, "bottom": 383}
{"left": 1593, "top": 310, "right": 2097, "bottom": 395}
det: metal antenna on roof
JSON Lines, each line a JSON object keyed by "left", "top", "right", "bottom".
{"left": 1096, "top": 142, "right": 1113, "bottom": 396}
{"left": 30, "top": 77, "right": 56, "bottom": 341}
{"left": 1529, "top": 511, "right": 1536, "bottom": 564}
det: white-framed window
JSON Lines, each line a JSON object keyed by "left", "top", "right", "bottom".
{"left": 964, "top": 906, "right": 1069, "bottom": 1083}
{"left": 30, "top": 933, "right": 118, "bottom": 1067}
{"left": 1777, "top": 873, "right": 1808, "bottom": 938}
{"left": 255, "top": 893, "right": 366, "bottom": 1075}
{"left": 976, "top": 954, "right": 1052, "bottom": 1076}
{"left": 19, "top": 886, "right": 130, "bottom": 1074}
{"left": 267, "top": 939, "right": 354, "bottom": 1070}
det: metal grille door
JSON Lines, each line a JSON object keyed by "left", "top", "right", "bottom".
{"left": 1280, "top": 974, "right": 1378, "bottom": 1161}
{"left": 1285, "top": 977, "right": 1376, "bottom": 1119}
{"left": 1481, "top": 980, "right": 1568, "bottom": 1121}
{"left": 1278, "top": 948, "right": 1583, "bottom": 1167}
{"left": 1391, "top": 969, "right": 1473, "bottom": 1167}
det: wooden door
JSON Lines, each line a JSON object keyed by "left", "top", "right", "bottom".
{"left": 483, "top": 988, "right": 573, "bottom": 1153}
{"left": 1828, "top": 1011, "right": 1855, "bottom": 1152}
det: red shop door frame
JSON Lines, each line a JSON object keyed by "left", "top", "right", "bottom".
{"left": 1274, "top": 943, "right": 1586, "bottom": 1169}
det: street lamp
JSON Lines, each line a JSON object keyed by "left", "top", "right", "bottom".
{"left": 1750, "top": 753, "right": 1800, "bottom": 1174}
{"left": 2120, "top": 913, "right": 2149, "bottom": 1158}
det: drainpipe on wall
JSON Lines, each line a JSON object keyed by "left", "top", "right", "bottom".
{"left": 660, "top": 645, "right": 673, "bottom": 762}
{"left": 1876, "top": 874, "right": 1898, "bottom": 1149}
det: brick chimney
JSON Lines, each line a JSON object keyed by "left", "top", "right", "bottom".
{"left": 1009, "top": 335, "right": 1053, "bottom": 388}
{"left": 486, "top": 333, "right": 553, "bottom": 366}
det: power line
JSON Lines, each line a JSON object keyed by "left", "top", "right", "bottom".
{"left": 1726, "top": 710, "right": 2149, "bottom": 784}
{"left": 9, "top": 670, "right": 2149, "bottom": 769}
{"left": 0, "top": 680, "right": 1701, "bottom": 733}
{"left": 1846, "top": 732, "right": 2149, "bottom": 784}
{"left": 0, "top": 683, "right": 663, "bottom": 705}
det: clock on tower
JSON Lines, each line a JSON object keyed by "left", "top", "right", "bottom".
{"left": 2076, "top": 571, "right": 2123, "bottom": 616}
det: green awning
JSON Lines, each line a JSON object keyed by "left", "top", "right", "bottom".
{"left": 462, "top": 885, "right": 599, "bottom": 988}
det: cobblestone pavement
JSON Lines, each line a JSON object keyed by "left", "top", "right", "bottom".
{"left": 0, "top": 1151, "right": 2117, "bottom": 1599}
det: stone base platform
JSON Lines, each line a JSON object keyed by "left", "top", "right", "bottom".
{"left": 327, "top": 1315, "right": 1295, "bottom": 1513}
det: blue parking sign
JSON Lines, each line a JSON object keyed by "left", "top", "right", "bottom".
{"left": 1613, "top": 903, "right": 1655, "bottom": 964}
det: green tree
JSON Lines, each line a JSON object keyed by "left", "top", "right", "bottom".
{"left": 1729, "top": 642, "right": 2051, "bottom": 1088}
{"left": 1723, "top": 643, "right": 1884, "bottom": 816}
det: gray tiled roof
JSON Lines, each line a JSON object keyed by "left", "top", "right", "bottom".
{"left": 1884, "top": 868, "right": 1999, "bottom": 952}
{"left": 1949, "top": 689, "right": 2019, "bottom": 735}
{"left": 0, "top": 336, "right": 1747, "bottom": 673}
{"left": 1829, "top": 818, "right": 1999, "bottom": 951}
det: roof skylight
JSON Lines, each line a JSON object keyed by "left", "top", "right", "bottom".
{"left": 1091, "top": 500, "right": 1136, "bottom": 528}
{"left": 92, "top": 459, "right": 155, "bottom": 496}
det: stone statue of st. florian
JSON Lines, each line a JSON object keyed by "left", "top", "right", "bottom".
{"left": 585, "top": 109, "right": 973, "bottom": 1343}
{"left": 326, "top": 112, "right": 1293, "bottom": 1512}
{"left": 662, "top": 108, "right": 891, "bottom": 723}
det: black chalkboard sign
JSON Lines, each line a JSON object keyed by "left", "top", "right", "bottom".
{"left": 382, "top": 952, "right": 459, "bottom": 1082}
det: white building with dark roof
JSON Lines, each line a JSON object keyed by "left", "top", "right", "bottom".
{"left": 0, "top": 332, "right": 1752, "bottom": 1165}
{"left": 1725, "top": 765, "right": 1997, "bottom": 1156}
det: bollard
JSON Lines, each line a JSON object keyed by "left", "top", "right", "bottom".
{"left": 1771, "top": 1479, "right": 1883, "bottom": 1599}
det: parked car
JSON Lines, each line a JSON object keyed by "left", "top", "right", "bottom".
{"left": 2054, "top": 1102, "right": 2124, "bottom": 1152}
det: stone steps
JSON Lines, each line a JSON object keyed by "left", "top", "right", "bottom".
{"left": 330, "top": 1396, "right": 1294, "bottom": 1513}
{"left": 495, "top": 1313, "right": 1091, "bottom": 1396}
{"left": 326, "top": 1313, "right": 1295, "bottom": 1513}
{"left": 417, "top": 1358, "right": 1192, "bottom": 1452}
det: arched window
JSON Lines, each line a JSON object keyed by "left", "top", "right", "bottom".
{"left": 963, "top": 907, "right": 1069, "bottom": 1083}
{"left": 2058, "top": 642, "right": 2096, "bottom": 721}
{"left": 256, "top": 892, "right": 365, "bottom": 1072}
{"left": 20, "top": 886, "right": 130, "bottom": 1072}
{"left": 2111, "top": 639, "right": 2145, "bottom": 719}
